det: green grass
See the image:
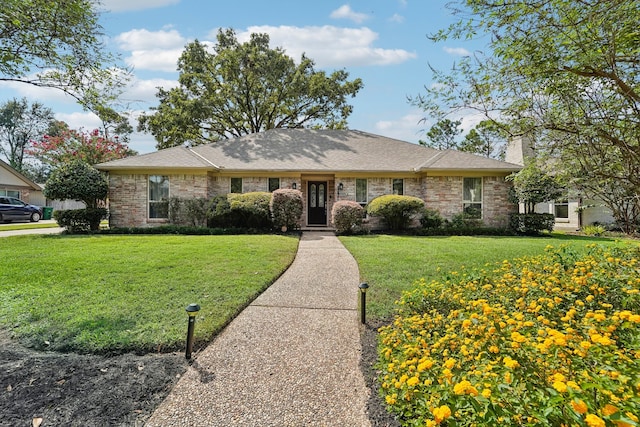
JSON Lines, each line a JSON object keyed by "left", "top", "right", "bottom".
{"left": 339, "top": 233, "right": 631, "bottom": 321}
{"left": 0, "top": 234, "right": 298, "bottom": 354}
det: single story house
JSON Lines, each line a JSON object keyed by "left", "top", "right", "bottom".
{"left": 96, "top": 129, "right": 522, "bottom": 229}
{"left": 0, "top": 158, "right": 45, "bottom": 206}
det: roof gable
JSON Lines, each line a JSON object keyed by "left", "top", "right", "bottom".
{"left": 0, "top": 159, "right": 41, "bottom": 189}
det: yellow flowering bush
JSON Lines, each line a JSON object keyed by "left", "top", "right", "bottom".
{"left": 378, "top": 244, "right": 640, "bottom": 426}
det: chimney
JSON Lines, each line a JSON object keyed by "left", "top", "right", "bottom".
{"left": 504, "top": 135, "right": 534, "bottom": 166}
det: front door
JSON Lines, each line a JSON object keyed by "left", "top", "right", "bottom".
{"left": 307, "top": 181, "right": 327, "bottom": 225}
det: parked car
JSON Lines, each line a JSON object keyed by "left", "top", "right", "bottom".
{"left": 0, "top": 197, "right": 43, "bottom": 222}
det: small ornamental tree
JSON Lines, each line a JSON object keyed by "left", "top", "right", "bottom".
{"left": 28, "top": 122, "right": 136, "bottom": 167}
{"left": 367, "top": 195, "right": 425, "bottom": 231}
{"left": 507, "top": 161, "right": 564, "bottom": 235}
{"left": 270, "top": 189, "right": 303, "bottom": 231}
{"left": 44, "top": 160, "right": 108, "bottom": 231}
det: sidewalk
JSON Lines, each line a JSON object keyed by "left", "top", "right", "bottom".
{"left": 146, "top": 231, "right": 372, "bottom": 426}
{"left": 0, "top": 220, "right": 63, "bottom": 237}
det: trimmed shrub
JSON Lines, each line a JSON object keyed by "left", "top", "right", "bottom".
{"left": 208, "top": 192, "right": 272, "bottom": 229}
{"left": 509, "top": 212, "right": 555, "bottom": 235}
{"left": 420, "top": 208, "right": 444, "bottom": 229}
{"left": 54, "top": 208, "right": 108, "bottom": 233}
{"left": 270, "top": 189, "right": 303, "bottom": 231}
{"left": 367, "top": 195, "right": 425, "bottom": 230}
{"left": 332, "top": 200, "right": 365, "bottom": 235}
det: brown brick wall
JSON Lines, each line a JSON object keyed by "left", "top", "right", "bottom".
{"left": 108, "top": 173, "right": 207, "bottom": 228}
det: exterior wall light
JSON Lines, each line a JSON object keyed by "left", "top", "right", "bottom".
{"left": 185, "top": 303, "right": 200, "bottom": 359}
{"left": 292, "top": 182, "right": 297, "bottom": 189}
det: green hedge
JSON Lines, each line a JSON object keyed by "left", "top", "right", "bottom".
{"left": 509, "top": 212, "right": 555, "bottom": 235}
{"left": 54, "top": 208, "right": 108, "bottom": 233}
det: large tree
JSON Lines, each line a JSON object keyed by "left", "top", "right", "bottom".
{"left": 138, "top": 29, "right": 364, "bottom": 149}
{"left": 420, "top": 118, "right": 462, "bottom": 150}
{"left": 415, "top": 0, "right": 640, "bottom": 232}
{"left": 0, "top": 0, "right": 130, "bottom": 117}
{"left": 0, "top": 98, "right": 54, "bottom": 170}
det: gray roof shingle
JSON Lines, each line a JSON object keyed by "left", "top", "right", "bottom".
{"left": 96, "top": 129, "right": 521, "bottom": 173}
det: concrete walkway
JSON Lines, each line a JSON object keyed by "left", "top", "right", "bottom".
{"left": 0, "top": 220, "right": 63, "bottom": 237}
{"left": 146, "top": 231, "right": 371, "bottom": 426}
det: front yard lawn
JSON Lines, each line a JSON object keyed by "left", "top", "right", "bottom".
{"left": 0, "top": 234, "right": 298, "bottom": 354}
{"left": 339, "top": 234, "right": 629, "bottom": 321}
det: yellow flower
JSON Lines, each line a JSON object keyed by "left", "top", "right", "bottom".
{"left": 385, "top": 394, "right": 397, "bottom": 405}
{"left": 453, "top": 380, "right": 479, "bottom": 396}
{"left": 571, "top": 399, "right": 588, "bottom": 414}
{"left": 481, "top": 388, "right": 491, "bottom": 398}
{"left": 503, "top": 356, "right": 519, "bottom": 369}
{"left": 553, "top": 381, "right": 568, "bottom": 393}
{"left": 444, "top": 358, "right": 456, "bottom": 369}
{"left": 489, "top": 345, "right": 499, "bottom": 354}
{"left": 432, "top": 405, "right": 452, "bottom": 423}
{"left": 407, "top": 376, "right": 420, "bottom": 387}
{"left": 602, "top": 404, "right": 618, "bottom": 416}
{"left": 585, "top": 414, "right": 605, "bottom": 427}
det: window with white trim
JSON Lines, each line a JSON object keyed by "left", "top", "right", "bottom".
{"left": 463, "top": 177, "right": 482, "bottom": 218}
{"left": 149, "top": 175, "right": 169, "bottom": 219}
{"left": 554, "top": 198, "right": 569, "bottom": 219}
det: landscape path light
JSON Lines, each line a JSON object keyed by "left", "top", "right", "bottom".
{"left": 359, "top": 282, "right": 369, "bottom": 324}
{"left": 185, "top": 303, "right": 200, "bottom": 360}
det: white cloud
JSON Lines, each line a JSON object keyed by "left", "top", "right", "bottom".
{"left": 123, "top": 78, "right": 179, "bottom": 104}
{"left": 238, "top": 25, "right": 416, "bottom": 67}
{"left": 330, "top": 5, "right": 369, "bottom": 24}
{"left": 374, "top": 111, "right": 426, "bottom": 144}
{"left": 389, "top": 14, "right": 405, "bottom": 23}
{"left": 443, "top": 46, "right": 471, "bottom": 56}
{"left": 115, "top": 29, "right": 188, "bottom": 72}
{"left": 55, "top": 111, "right": 103, "bottom": 130}
{"left": 99, "top": 0, "right": 180, "bottom": 12}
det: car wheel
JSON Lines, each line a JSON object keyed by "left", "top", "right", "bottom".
{"left": 30, "top": 212, "right": 41, "bottom": 222}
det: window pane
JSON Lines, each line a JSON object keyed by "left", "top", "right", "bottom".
{"left": 392, "top": 179, "right": 403, "bottom": 195}
{"left": 310, "top": 184, "right": 316, "bottom": 208}
{"left": 356, "top": 179, "right": 367, "bottom": 204}
{"left": 8, "top": 190, "right": 20, "bottom": 198}
{"left": 230, "top": 177, "right": 242, "bottom": 193}
{"left": 268, "top": 177, "right": 280, "bottom": 192}
{"left": 149, "top": 175, "right": 169, "bottom": 219}
{"left": 463, "top": 203, "right": 482, "bottom": 218}
{"left": 318, "top": 184, "right": 325, "bottom": 208}
{"left": 463, "top": 178, "right": 482, "bottom": 202}
{"left": 554, "top": 203, "right": 569, "bottom": 218}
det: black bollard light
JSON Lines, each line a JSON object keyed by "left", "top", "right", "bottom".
{"left": 359, "top": 283, "right": 369, "bottom": 324}
{"left": 185, "top": 303, "right": 200, "bottom": 359}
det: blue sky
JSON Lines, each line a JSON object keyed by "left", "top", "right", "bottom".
{"left": 1, "top": 0, "right": 487, "bottom": 154}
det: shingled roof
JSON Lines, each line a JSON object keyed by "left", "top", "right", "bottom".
{"left": 96, "top": 129, "right": 521, "bottom": 173}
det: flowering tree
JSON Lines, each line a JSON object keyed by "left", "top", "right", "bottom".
{"left": 28, "top": 122, "right": 136, "bottom": 167}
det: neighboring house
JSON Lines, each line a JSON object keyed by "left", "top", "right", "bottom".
{"left": 96, "top": 129, "right": 522, "bottom": 229}
{"left": 505, "top": 136, "right": 615, "bottom": 230}
{"left": 0, "top": 158, "right": 45, "bottom": 206}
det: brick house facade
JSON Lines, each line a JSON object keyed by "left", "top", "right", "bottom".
{"left": 97, "top": 129, "right": 521, "bottom": 229}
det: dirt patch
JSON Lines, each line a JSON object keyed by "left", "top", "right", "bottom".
{"left": 1, "top": 323, "right": 396, "bottom": 426}
{"left": 0, "top": 332, "right": 187, "bottom": 426}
